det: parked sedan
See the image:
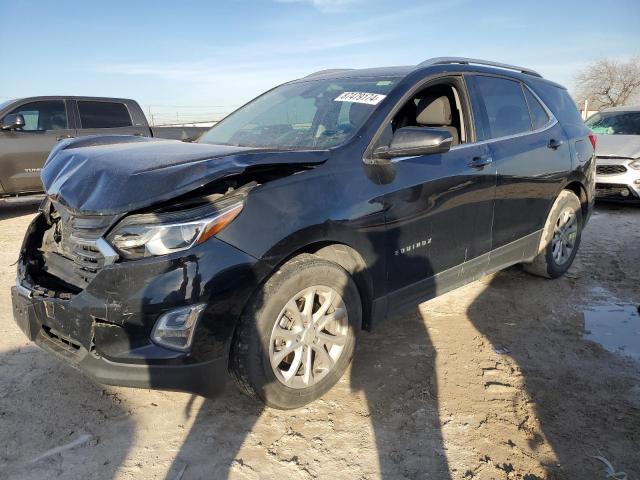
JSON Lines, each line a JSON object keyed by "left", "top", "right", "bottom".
{"left": 586, "top": 106, "right": 640, "bottom": 202}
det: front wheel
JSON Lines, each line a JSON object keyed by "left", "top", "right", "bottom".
{"left": 230, "top": 254, "right": 361, "bottom": 409}
{"left": 524, "top": 190, "right": 583, "bottom": 279}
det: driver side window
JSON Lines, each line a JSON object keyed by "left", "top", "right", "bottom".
{"left": 7, "top": 100, "right": 68, "bottom": 132}
{"left": 376, "top": 82, "right": 467, "bottom": 150}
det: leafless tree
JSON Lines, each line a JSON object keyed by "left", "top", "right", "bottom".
{"left": 574, "top": 57, "right": 640, "bottom": 109}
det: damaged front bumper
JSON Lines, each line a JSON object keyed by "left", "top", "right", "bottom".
{"left": 12, "top": 213, "right": 263, "bottom": 396}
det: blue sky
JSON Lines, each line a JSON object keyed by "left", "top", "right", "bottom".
{"left": 2, "top": 0, "right": 638, "bottom": 124}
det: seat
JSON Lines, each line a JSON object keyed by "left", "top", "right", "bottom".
{"left": 415, "top": 95, "right": 459, "bottom": 145}
{"left": 392, "top": 100, "right": 418, "bottom": 131}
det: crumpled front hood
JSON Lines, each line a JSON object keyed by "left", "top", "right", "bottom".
{"left": 42, "top": 136, "right": 328, "bottom": 215}
{"left": 595, "top": 134, "right": 640, "bottom": 159}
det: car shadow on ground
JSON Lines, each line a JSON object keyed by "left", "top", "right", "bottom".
{"left": 161, "top": 226, "right": 453, "bottom": 479}
{"left": 1, "top": 346, "right": 135, "bottom": 480}
{"left": 160, "top": 306, "right": 450, "bottom": 479}
{"left": 0, "top": 202, "right": 40, "bottom": 221}
{"left": 467, "top": 266, "right": 640, "bottom": 478}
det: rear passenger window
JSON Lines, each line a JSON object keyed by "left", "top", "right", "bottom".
{"left": 472, "top": 76, "right": 532, "bottom": 139}
{"left": 523, "top": 88, "right": 550, "bottom": 130}
{"left": 77, "top": 101, "right": 132, "bottom": 128}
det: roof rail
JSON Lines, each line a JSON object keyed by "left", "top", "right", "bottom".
{"left": 416, "top": 57, "right": 542, "bottom": 78}
{"left": 305, "top": 68, "right": 354, "bottom": 79}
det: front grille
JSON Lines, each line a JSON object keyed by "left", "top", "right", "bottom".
{"left": 596, "top": 164, "right": 627, "bottom": 175}
{"left": 41, "top": 201, "right": 116, "bottom": 287}
{"left": 59, "top": 217, "right": 110, "bottom": 283}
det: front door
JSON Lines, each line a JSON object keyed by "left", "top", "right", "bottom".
{"left": 0, "top": 99, "right": 75, "bottom": 194}
{"left": 381, "top": 79, "right": 496, "bottom": 312}
{"left": 383, "top": 143, "right": 496, "bottom": 310}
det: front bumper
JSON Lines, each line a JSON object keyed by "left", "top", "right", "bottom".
{"left": 13, "top": 223, "right": 264, "bottom": 396}
{"left": 595, "top": 158, "right": 640, "bottom": 202}
{"left": 12, "top": 286, "right": 227, "bottom": 394}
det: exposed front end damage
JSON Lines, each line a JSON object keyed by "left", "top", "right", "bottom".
{"left": 12, "top": 139, "right": 319, "bottom": 395}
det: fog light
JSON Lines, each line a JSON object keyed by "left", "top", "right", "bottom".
{"left": 151, "top": 304, "right": 206, "bottom": 352}
{"left": 634, "top": 179, "right": 640, "bottom": 185}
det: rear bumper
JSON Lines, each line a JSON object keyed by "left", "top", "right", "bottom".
{"left": 12, "top": 285, "right": 228, "bottom": 396}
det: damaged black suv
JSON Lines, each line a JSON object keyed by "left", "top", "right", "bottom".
{"left": 12, "top": 58, "right": 595, "bottom": 409}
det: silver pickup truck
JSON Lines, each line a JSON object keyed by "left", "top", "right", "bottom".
{"left": 0, "top": 96, "right": 209, "bottom": 199}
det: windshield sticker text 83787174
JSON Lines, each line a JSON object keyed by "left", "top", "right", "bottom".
{"left": 334, "top": 92, "right": 387, "bottom": 105}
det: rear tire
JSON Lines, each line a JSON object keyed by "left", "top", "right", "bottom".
{"left": 524, "top": 190, "right": 582, "bottom": 279}
{"left": 230, "top": 254, "right": 360, "bottom": 409}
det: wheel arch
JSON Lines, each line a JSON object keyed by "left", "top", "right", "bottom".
{"left": 247, "top": 238, "right": 377, "bottom": 332}
{"left": 561, "top": 180, "right": 589, "bottom": 218}
{"left": 301, "top": 242, "right": 374, "bottom": 330}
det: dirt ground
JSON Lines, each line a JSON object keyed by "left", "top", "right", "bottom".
{"left": 1, "top": 201, "right": 639, "bottom": 480}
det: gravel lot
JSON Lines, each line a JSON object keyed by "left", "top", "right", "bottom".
{"left": 1, "top": 202, "right": 639, "bottom": 480}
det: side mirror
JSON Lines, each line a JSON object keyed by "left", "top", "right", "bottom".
{"left": 1, "top": 113, "right": 25, "bottom": 131}
{"left": 373, "top": 127, "right": 453, "bottom": 160}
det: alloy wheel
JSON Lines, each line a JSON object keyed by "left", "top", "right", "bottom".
{"left": 269, "top": 285, "right": 348, "bottom": 389}
{"left": 551, "top": 207, "right": 578, "bottom": 265}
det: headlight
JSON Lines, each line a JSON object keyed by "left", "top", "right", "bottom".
{"left": 107, "top": 200, "right": 244, "bottom": 259}
{"left": 629, "top": 159, "right": 640, "bottom": 170}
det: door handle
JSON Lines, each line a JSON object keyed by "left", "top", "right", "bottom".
{"left": 547, "top": 138, "right": 564, "bottom": 150}
{"left": 469, "top": 155, "right": 493, "bottom": 168}
{"left": 56, "top": 135, "right": 75, "bottom": 141}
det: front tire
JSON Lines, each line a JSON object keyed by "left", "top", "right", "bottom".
{"left": 524, "top": 190, "right": 583, "bottom": 279}
{"left": 230, "top": 254, "right": 361, "bottom": 409}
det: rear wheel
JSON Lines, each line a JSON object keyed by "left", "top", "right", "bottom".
{"left": 524, "top": 190, "right": 582, "bottom": 278}
{"left": 230, "top": 254, "right": 360, "bottom": 409}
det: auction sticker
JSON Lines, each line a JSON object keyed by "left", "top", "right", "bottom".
{"left": 334, "top": 92, "right": 386, "bottom": 105}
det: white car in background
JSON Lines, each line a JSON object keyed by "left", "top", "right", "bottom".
{"left": 586, "top": 106, "right": 640, "bottom": 202}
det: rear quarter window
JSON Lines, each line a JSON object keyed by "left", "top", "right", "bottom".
{"left": 529, "top": 81, "right": 585, "bottom": 137}
{"left": 77, "top": 101, "right": 133, "bottom": 129}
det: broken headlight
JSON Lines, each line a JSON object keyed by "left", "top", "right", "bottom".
{"left": 107, "top": 199, "right": 244, "bottom": 259}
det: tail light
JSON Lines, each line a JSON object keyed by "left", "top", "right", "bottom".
{"left": 588, "top": 132, "right": 597, "bottom": 151}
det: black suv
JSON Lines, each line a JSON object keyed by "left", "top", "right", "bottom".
{"left": 12, "top": 58, "right": 595, "bottom": 409}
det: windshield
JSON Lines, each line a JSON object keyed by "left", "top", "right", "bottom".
{"left": 586, "top": 111, "right": 640, "bottom": 135}
{"left": 199, "top": 78, "right": 399, "bottom": 149}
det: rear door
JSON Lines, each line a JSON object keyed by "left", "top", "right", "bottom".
{"left": 0, "top": 99, "right": 76, "bottom": 194}
{"left": 467, "top": 74, "right": 571, "bottom": 260}
{"left": 73, "top": 100, "right": 149, "bottom": 137}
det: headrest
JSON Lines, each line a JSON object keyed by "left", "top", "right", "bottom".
{"left": 416, "top": 96, "right": 452, "bottom": 126}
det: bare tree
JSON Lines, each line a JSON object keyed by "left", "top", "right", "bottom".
{"left": 574, "top": 57, "right": 640, "bottom": 109}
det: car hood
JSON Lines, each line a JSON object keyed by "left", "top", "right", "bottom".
{"left": 42, "top": 136, "right": 328, "bottom": 215}
{"left": 595, "top": 134, "right": 640, "bottom": 159}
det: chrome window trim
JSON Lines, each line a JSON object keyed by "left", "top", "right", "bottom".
{"left": 450, "top": 80, "right": 558, "bottom": 151}
{"left": 387, "top": 103, "right": 558, "bottom": 160}
{"left": 363, "top": 72, "right": 559, "bottom": 164}
{"left": 450, "top": 117, "right": 558, "bottom": 152}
